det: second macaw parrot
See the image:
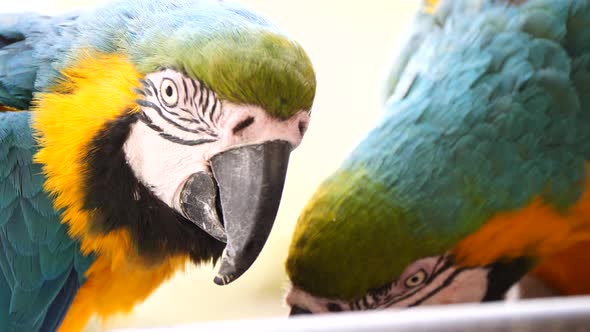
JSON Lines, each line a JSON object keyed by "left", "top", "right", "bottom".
{"left": 0, "top": 0, "right": 316, "bottom": 330}
{"left": 285, "top": 0, "right": 590, "bottom": 314}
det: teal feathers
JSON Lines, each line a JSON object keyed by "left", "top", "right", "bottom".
{"left": 0, "top": 20, "right": 36, "bottom": 110}
{"left": 0, "top": 13, "right": 79, "bottom": 110}
{"left": 288, "top": 0, "right": 590, "bottom": 300}
{"left": 0, "top": 111, "right": 94, "bottom": 332}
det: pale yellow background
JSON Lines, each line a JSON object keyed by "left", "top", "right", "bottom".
{"left": 1, "top": 1, "right": 420, "bottom": 330}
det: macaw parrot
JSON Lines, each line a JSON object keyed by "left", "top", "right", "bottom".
{"left": 285, "top": 0, "right": 590, "bottom": 315}
{"left": 0, "top": 0, "right": 316, "bottom": 330}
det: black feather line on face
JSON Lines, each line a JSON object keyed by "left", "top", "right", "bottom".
{"left": 482, "top": 257, "right": 532, "bottom": 301}
{"left": 81, "top": 111, "right": 225, "bottom": 265}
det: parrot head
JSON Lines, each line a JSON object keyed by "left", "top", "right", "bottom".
{"left": 33, "top": 0, "right": 315, "bottom": 285}
{"left": 284, "top": 0, "right": 590, "bottom": 315}
{"left": 286, "top": 0, "right": 590, "bottom": 313}
{"left": 285, "top": 168, "right": 533, "bottom": 314}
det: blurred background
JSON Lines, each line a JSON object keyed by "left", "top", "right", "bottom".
{"left": 1, "top": 0, "right": 420, "bottom": 330}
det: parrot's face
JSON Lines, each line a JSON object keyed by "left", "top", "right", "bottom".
{"left": 124, "top": 69, "right": 308, "bottom": 283}
{"left": 33, "top": 0, "right": 316, "bottom": 287}
{"left": 130, "top": 69, "right": 308, "bottom": 228}
{"left": 287, "top": 254, "right": 526, "bottom": 314}
{"left": 285, "top": 170, "right": 530, "bottom": 315}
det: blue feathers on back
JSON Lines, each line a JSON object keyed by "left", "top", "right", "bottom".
{"left": 0, "top": 13, "right": 79, "bottom": 109}
{"left": 346, "top": 0, "right": 590, "bottom": 240}
{"left": 0, "top": 112, "right": 94, "bottom": 331}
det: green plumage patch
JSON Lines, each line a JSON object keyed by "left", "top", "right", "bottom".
{"left": 54, "top": 0, "right": 316, "bottom": 119}
{"left": 287, "top": 170, "right": 456, "bottom": 300}
{"left": 134, "top": 29, "right": 315, "bottom": 118}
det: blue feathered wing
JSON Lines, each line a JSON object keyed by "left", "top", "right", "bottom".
{"left": 0, "top": 112, "right": 94, "bottom": 331}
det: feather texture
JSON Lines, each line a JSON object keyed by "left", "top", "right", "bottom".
{"left": 0, "top": 0, "right": 315, "bottom": 118}
{"left": 0, "top": 111, "right": 94, "bottom": 332}
{"left": 288, "top": 0, "right": 590, "bottom": 300}
{"left": 0, "top": 13, "right": 79, "bottom": 110}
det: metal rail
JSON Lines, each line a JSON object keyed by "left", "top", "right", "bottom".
{"left": 116, "top": 296, "right": 590, "bottom": 332}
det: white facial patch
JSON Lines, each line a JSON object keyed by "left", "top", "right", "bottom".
{"left": 123, "top": 69, "right": 309, "bottom": 210}
{"left": 392, "top": 266, "right": 488, "bottom": 307}
{"left": 286, "top": 255, "right": 491, "bottom": 313}
{"left": 123, "top": 121, "right": 210, "bottom": 207}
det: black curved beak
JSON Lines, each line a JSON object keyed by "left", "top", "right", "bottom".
{"left": 179, "top": 140, "right": 292, "bottom": 285}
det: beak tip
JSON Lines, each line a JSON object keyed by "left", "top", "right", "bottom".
{"left": 210, "top": 140, "right": 292, "bottom": 285}
{"left": 213, "top": 274, "right": 235, "bottom": 286}
{"left": 213, "top": 276, "right": 226, "bottom": 285}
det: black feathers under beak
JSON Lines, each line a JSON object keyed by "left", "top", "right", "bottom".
{"left": 180, "top": 140, "right": 292, "bottom": 285}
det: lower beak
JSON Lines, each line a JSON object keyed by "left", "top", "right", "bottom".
{"left": 179, "top": 140, "right": 292, "bottom": 285}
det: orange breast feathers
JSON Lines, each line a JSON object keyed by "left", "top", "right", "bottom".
{"left": 530, "top": 241, "right": 590, "bottom": 296}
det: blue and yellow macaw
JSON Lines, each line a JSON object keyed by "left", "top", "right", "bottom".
{"left": 0, "top": 0, "right": 316, "bottom": 330}
{"left": 285, "top": 0, "right": 590, "bottom": 314}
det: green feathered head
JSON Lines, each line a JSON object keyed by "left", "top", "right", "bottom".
{"left": 63, "top": 0, "right": 316, "bottom": 118}
{"left": 287, "top": 169, "right": 435, "bottom": 300}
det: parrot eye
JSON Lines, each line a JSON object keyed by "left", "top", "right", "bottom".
{"left": 160, "top": 78, "right": 179, "bottom": 107}
{"left": 404, "top": 269, "right": 427, "bottom": 288}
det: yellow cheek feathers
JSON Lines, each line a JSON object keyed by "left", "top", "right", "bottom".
{"left": 453, "top": 164, "right": 590, "bottom": 267}
{"left": 33, "top": 53, "right": 190, "bottom": 331}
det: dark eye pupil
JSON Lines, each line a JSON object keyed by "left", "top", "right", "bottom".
{"left": 166, "top": 85, "right": 173, "bottom": 97}
{"left": 411, "top": 276, "right": 419, "bottom": 282}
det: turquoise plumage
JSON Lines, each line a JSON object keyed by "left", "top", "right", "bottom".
{"left": 0, "top": 13, "right": 80, "bottom": 110}
{"left": 360, "top": 0, "right": 590, "bottom": 228}
{"left": 0, "top": 111, "right": 94, "bottom": 331}
{"left": 287, "top": 0, "right": 590, "bottom": 311}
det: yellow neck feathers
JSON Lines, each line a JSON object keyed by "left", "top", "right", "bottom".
{"left": 33, "top": 52, "right": 141, "bottom": 259}
{"left": 33, "top": 53, "right": 189, "bottom": 331}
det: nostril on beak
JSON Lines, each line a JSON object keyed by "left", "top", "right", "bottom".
{"left": 298, "top": 120, "right": 307, "bottom": 136}
{"left": 232, "top": 116, "right": 255, "bottom": 134}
